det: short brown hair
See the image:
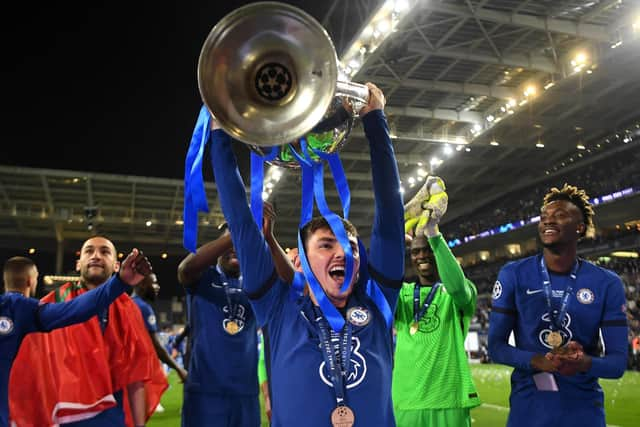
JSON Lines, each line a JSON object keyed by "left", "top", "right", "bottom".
{"left": 543, "top": 183, "right": 595, "bottom": 238}
{"left": 3, "top": 256, "right": 37, "bottom": 290}
{"left": 300, "top": 216, "right": 358, "bottom": 251}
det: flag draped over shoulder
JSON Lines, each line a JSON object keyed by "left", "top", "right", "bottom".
{"left": 9, "top": 282, "right": 168, "bottom": 426}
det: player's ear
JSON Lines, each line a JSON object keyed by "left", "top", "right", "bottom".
{"left": 75, "top": 259, "right": 81, "bottom": 272}
{"left": 114, "top": 261, "right": 121, "bottom": 273}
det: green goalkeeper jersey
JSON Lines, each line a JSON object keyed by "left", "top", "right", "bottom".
{"left": 392, "top": 234, "right": 481, "bottom": 410}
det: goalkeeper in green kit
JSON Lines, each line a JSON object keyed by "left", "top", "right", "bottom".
{"left": 392, "top": 177, "right": 481, "bottom": 426}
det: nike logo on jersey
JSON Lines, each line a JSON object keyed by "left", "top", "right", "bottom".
{"left": 526, "top": 289, "right": 565, "bottom": 297}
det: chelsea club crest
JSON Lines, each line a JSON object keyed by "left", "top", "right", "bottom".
{"left": 347, "top": 307, "right": 370, "bottom": 326}
{"left": 0, "top": 316, "right": 14, "bottom": 335}
{"left": 576, "top": 288, "right": 594, "bottom": 304}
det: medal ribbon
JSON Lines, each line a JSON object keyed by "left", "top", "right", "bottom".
{"left": 310, "top": 148, "right": 351, "bottom": 219}
{"left": 217, "top": 265, "right": 242, "bottom": 322}
{"left": 289, "top": 139, "right": 356, "bottom": 332}
{"left": 539, "top": 257, "right": 580, "bottom": 332}
{"left": 284, "top": 140, "right": 313, "bottom": 227}
{"left": 413, "top": 282, "right": 441, "bottom": 324}
{"left": 298, "top": 230, "right": 346, "bottom": 332}
{"left": 313, "top": 306, "right": 353, "bottom": 407}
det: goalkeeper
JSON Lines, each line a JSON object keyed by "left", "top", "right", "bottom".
{"left": 392, "top": 180, "right": 481, "bottom": 426}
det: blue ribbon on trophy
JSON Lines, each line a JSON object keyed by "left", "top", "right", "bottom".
{"left": 183, "top": 105, "right": 212, "bottom": 253}
{"left": 184, "top": 0, "right": 393, "bottom": 334}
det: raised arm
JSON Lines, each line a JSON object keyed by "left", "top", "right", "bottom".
{"left": 38, "top": 249, "right": 150, "bottom": 331}
{"left": 429, "top": 235, "right": 474, "bottom": 309}
{"left": 263, "top": 201, "right": 295, "bottom": 284}
{"left": 177, "top": 233, "right": 233, "bottom": 287}
{"left": 208, "top": 123, "right": 275, "bottom": 298}
{"left": 360, "top": 83, "right": 404, "bottom": 282}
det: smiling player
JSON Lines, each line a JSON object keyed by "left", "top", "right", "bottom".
{"left": 488, "top": 184, "right": 628, "bottom": 427}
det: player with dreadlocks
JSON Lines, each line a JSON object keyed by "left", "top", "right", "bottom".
{"left": 488, "top": 183, "right": 628, "bottom": 427}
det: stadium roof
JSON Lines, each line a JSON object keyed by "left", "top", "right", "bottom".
{"left": 1, "top": 0, "right": 639, "bottom": 258}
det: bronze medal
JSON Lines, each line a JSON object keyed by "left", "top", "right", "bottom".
{"left": 330, "top": 405, "right": 355, "bottom": 427}
{"left": 547, "top": 331, "right": 563, "bottom": 348}
{"left": 224, "top": 320, "right": 240, "bottom": 335}
{"left": 409, "top": 322, "right": 419, "bottom": 335}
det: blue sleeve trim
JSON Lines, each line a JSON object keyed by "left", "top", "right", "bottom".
{"left": 600, "top": 319, "right": 628, "bottom": 327}
{"left": 368, "top": 263, "right": 402, "bottom": 289}
{"left": 491, "top": 306, "right": 517, "bottom": 316}
{"left": 247, "top": 268, "right": 279, "bottom": 301}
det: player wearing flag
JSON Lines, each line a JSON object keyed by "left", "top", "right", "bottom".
{"left": 209, "top": 83, "right": 404, "bottom": 427}
{"left": 489, "top": 184, "right": 628, "bottom": 427}
{"left": 10, "top": 237, "right": 167, "bottom": 427}
{"left": 1, "top": 249, "right": 151, "bottom": 427}
{"left": 392, "top": 201, "right": 480, "bottom": 426}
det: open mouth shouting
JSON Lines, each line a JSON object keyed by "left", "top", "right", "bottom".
{"left": 329, "top": 265, "right": 346, "bottom": 283}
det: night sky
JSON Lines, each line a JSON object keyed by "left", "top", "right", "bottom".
{"left": 0, "top": 1, "right": 294, "bottom": 179}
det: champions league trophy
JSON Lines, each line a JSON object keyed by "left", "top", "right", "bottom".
{"left": 197, "top": 1, "right": 369, "bottom": 164}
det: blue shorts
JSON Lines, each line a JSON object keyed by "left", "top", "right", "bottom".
{"left": 508, "top": 390, "right": 605, "bottom": 427}
{"left": 181, "top": 391, "right": 260, "bottom": 427}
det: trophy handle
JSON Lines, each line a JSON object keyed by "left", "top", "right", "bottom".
{"left": 335, "top": 81, "right": 370, "bottom": 117}
{"left": 335, "top": 80, "right": 370, "bottom": 103}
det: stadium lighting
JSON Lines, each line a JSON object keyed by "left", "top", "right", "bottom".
{"left": 610, "top": 251, "right": 638, "bottom": 258}
{"left": 523, "top": 84, "right": 537, "bottom": 97}
{"left": 338, "top": 0, "right": 417, "bottom": 77}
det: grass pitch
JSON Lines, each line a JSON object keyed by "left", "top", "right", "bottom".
{"left": 149, "top": 365, "right": 640, "bottom": 427}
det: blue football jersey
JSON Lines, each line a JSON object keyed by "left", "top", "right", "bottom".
{"left": 254, "top": 279, "right": 398, "bottom": 426}
{"left": 489, "top": 254, "right": 628, "bottom": 400}
{"left": 1, "top": 276, "right": 128, "bottom": 427}
{"left": 184, "top": 266, "right": 258, "bottom": 396}
{"left": 0, "top": 294, "right": 41, "bottom": 426}
{"left": 132, "top": 295, "right": 158, "bottom": 333}
{"left": 208, "top": 109, "right": 405, "bottom": 426}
